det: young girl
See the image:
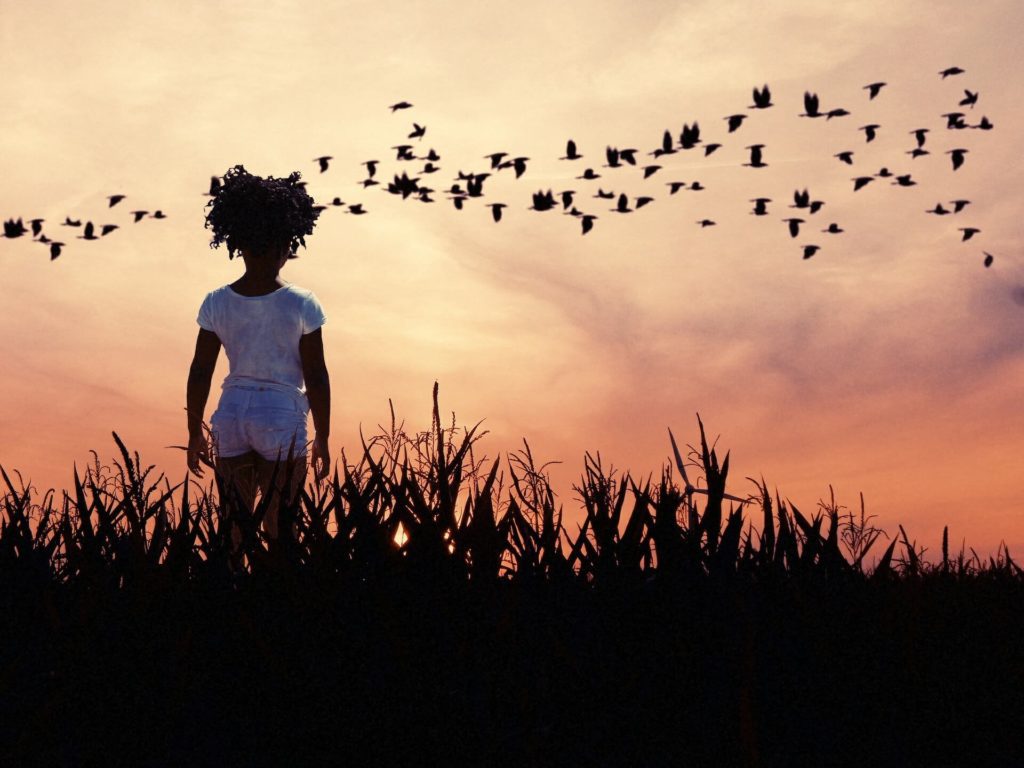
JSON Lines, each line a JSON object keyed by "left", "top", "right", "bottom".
{"left": 186, "top": 164, "right": 331, "bottom": 544}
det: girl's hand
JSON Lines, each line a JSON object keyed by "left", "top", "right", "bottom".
{"left": 311, "top": 435, "right": 331, "bottom": 482}
{"left": 187, "top": 432, "right": 210, "bottom": 477}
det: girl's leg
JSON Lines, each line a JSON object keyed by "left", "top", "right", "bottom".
{"left": 253, "top": 453, "right": 307, "bottom": 541}
{"left": 215, "top": 451, "right": 260, "bottom": 554}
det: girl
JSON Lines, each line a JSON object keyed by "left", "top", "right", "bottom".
{"left": 186, "top": 164, "right": 331, "bottom": 545}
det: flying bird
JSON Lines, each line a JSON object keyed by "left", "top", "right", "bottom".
{"left": 907, "top": 148, "right": 929, "bottom": 159}
{"left": 703, "top": 143, "right": 722, "bottom": 156}
{"left": 860, "top": 124, "right": 879, "bottom": 142}
{"left": 926, "top": 203, "right": 950, "bottom": 215}
{"left": 678, "top": 122, "right": 701, "bottom": 149}
{"left": 942, "top": 112, "right": 968, "bottom": 129}
{"left": 959, "top": 227, "right": 980, "bottom": 241}
{"left": 577, "top": 168, "right": 600, "bottom": 180}
{"left": 594, "top": 188, "right": 615, "bottom": 199}
{"left": 560, "top": 191, "right": 575, "bottom": 209}
{"left": 724, "top": 114, "right": 747, "bottom": 132}
{"left": 863, "top": 82, "right": 886, "bottom": 99}
{"left": 800, "top": 92, "right": 821, "bottom": 118}
{"left": 750, "top": 84, "right": 772, "bottom": 109}
{"left": 939, "top": 66, "right": 965, "bottom": 78}
{"left": 853, "top": 176, "right": 875, "bottom": 191}
{"left": 743, "top": 144, "right": 767, "bottom": 168}
{"left": 791, "top": 189, "right": 810, "bottom": 209}
{"left": 613, "top": 194, "right": 632, "bottom": 213}
{"left": 696, "top": 219, "right": 716, "bottom": 228}
{"left": 62, "top": 217, "right": 81, "bottom": 227}
{"left": 750, "top": 198, "right": 771, "bottom": 216}
{"left": 107, "top": 194, "right": 125, "bottom": 207}
{"left": 652, "top": 130, "right": 676, "bottom": 158}
{"left": 49, "top": 241, "right": 65, "bottom": 260}
{"left": 642, "top": 165, "right": 661, "bottom": 179}
{"left": 29, "top": 218, "right": 44, "bottom": 237}
{"left": 362, "top": 160, "right": 379, "bottom": 177}
{"left": 130, "top": 210, "right": 148, "bottom": 222}
{"left": 983, "top": 251, "right": 994, "bottom": 267}
{"left": 688, "top": 181, "right": 705, "bottom": 191}
{"left": 389, "top": 101, "right": 413, "bottom": 111}
{"left": 100, "top": 224, "right": 118, "bottom": 236}
{"left": 152, "top": 210, "right": 167, "bottom": 219}
{"left": 947, "top": 148, "right": 968, "bottom": 171}
{"left": 826, "top": 108, "right": 850, "bottom": 119}
{"left": 950, "top": 199, "right": 970, "bottom": 213}
{"left": 485, "top": 152, "right": 508, "bottom": 169}
{"left": 486, "top": 203, "right": 506, "bottom": 223}
{"left": 822, "top": 223, "right": 843, "bottom": 234}
{"left": 782, "top": 218, "right": 804, "bottom": 238}
{"left": 910, "top": 128, "right": 929, "bottom": 147}
{"left": 560, "top": 140, "right": 582, "bottom": 160}
{"left": 635, "top": 196, "right": 654, "bottom": 209}
{"left": 959, "top": 90, "right": 979, "bottom": 109}
{"left": 667, "top": 182, "right": 686, "bottom": 194}
{"left": 408, "top": 123, "right": 426, "bottom": 140}
{"left": 835, "top": 151, "right": 854, "bottom": 165}
{"left": 314, "top": 156, "right": 332, "bottom": 173}
{"left": 974, "top": 116, "right": 994, "bottom": 130}
{"left": 802, "top": 244, "right": 820, "bottom": 259}
{"left": 581, "top": 215, "right": 597, "bottom": 235}
{"left": 893, "top": 174, "right": 916, "bottom": 187}
{"left": 78, "top": 221, "right": 97, "bottom": 240}
{"left": 347, "top": 204, "right": 367, "bottom": 215}
{"left": 512, "top": 157, "right": 529, "bottom": 178}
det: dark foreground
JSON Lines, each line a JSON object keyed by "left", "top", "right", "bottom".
{"left": 1, "top": 387, "right": 1022, "bottom": 765}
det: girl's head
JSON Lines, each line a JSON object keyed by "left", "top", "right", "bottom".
{"left": 204, "top": 164, "right": 321, "bottom": 261}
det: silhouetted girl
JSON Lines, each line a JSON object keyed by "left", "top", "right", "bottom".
{"left": 186, "top": 165, "right": 331, "bottom": 550}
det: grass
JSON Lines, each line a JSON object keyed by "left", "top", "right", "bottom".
{"left": 1, "top": 381, "right": 1022, "bottom": 766}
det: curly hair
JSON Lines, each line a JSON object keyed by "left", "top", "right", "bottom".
{"left": 204, "top": 164, "right": 321, "bottom": 260}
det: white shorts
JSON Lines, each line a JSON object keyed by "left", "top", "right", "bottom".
{"left": 210, "top": 385, "right": 309, "bottom": 461}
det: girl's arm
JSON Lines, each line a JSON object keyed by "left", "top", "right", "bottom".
{"left": 186, "top": 328, "right": 222, "bottom": 475}
{"left": 300, "top": 327, "right": 331, "bottom": 480}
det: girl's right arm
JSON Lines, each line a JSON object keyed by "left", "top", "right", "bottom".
{"left": 300, "top": 327, "right": 331, "bottom": 481}
{"left": 186, "top": 328, "right": 222, "bottom": 475}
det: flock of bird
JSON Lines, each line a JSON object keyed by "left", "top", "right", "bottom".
{"left": 1, "top": 66, "right": 999, "bottom": 268}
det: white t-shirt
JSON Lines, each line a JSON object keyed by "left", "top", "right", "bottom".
{"left": 196, "top": 283, "right": 327, "bottom": 397}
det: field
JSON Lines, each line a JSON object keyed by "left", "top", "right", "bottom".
{"left": 2, "top": 384, "right": 1022, "bottom": 766}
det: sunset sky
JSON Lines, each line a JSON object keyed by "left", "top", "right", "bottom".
{"left": 1, "top": 0, "right": 1022, "bottom": 562}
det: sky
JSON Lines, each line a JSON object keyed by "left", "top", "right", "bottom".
{"left": 1, "top": 0, "right": 1022, "bottom": 562}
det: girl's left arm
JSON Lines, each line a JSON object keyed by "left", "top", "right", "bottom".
{"left": 186, "top": 328, "right": 222, "bottom": 474}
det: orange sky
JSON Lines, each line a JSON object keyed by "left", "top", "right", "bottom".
{"left": 1, "top": 0, "right": 1022, "bottom": 563}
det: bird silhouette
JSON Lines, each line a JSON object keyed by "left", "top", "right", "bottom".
{"left": 107, "top": 194, "right": 125, "bottom": 207}
{"left": 750, "top": 84, "right": 772, "bottom": 109}
{"left": 790, "top": 189, "right": 810, "bottom": 209}
{"left": 678, "top": 122, "right": 701, "bottom": 149}
{"left": 959, "top": 227, "right": 980, "bottom": 241}
{"left": 100, "top": 224, "right": 118, "bottom": 236}
{"left": 942, "top": 112, "right": 968, "bottom": 129}
{"left": 512, "top": 157, "right": 529, "bottom": 178}
{"left": 743, "top": 144, "right": 767, "bottom": 168}
{"left": 449, "top": 196, "right": 466, "bottom": 210}
{"left": 910, "top": 128, "right": 929, "bottom": 147}
{"left": 926, "top": 203, "right": 951, "bottom": 215}
{"left": 560, "top": 140, "right": 582, "bottom": 160}
{"left": 331, "top": 197, "right": 345, "bottom": 206}
{"left": 421, "top": 162, "right": 440, "bottom": 174}
{"left": 392, "top": 145, "right": 415, "bottom": 161}
{"left": 37, "top": 233, "right": 51, "bottom": 243}
{"left": 864, "top": 82, "right": 886, "bottom": 99}
{"left": 485, "top": 152, "right": 507, "bottom": 169}
{"left": 688, "top": 181, "right": 705, "bottom": 191}
{"left": 594, "top": 188, "right": 615, "bottom": 199}
{"left": 696, "top": 219, "right": 716, "bottom": 227}
{"left": 486, "top": 203, "right": 506, "bottom": 222}
{"left": 577, "top": 168, "right": 600, "bottom": 180}
{"left": 974, "top": 116, "right": 994, "bottom": 130}
{"left": 635, "top": 196, "right": 654, "bottom": 209}
{"left": 613, "top": 194, "right": 632, "bottom": 213}
{"left": 835, "top": 151, "right": 854, "bottom": 165}
{"left": 361, "top": 178, "right": 380, "bottom": 188}
{"left": 363, "top": 160, "right": 379, "bottom": 177}
{"left": 667, "top": 182, "right": 686, "bottom": 194}
{"left": 580, "top": 214, "right": 597, "bottom": 235}
{"left": 2, "top": 218, "right": 27, "bottom": 238}
{"left": 130, "top": 210, "right": 148, "bottom": 222}
{"left": 652, "top": 130, "right": 676, "bottom": 158}
{"left": 876, "top": 167, "right": 893, "bottom": 178}
{"left": 724, "top": 114, "right": 747, "bottom": 132}
{"left": 206, "top": 176, "right": 221, "bottom": 196}
{"left": 782, "top": 218, "right": 804, "bottom": 238}
{"left": 389, "top": 101, "right": 413, "bottom": 112}
{"left": 642, "top": 165, "right": 661, "bottom": 179}
{"left": 347, "top": 204, "right": 367, "bottom": 215}
{"left": 950, "top": 199, "right": 971, "bottom": 213}
{"left": 983, "top": 252, "right": 994, "bottom": 267}
{"left": 619, "top": 148, "right": 638, "bottom": 166}
{"left": 49, "top": 241, "right": 64, "bottom": 260}
{"left": 29, "top": 218, "right": 44, "bottom": 237}
{"left": 852, "top": 176, "right": 874, "bottom": 191}
{"left": 907, "top": 148, "right": 929, "bottom": 159}
{"left": 704, "top": 143, "right": 722, "bottom": 156}
{"left": 152, "top": 210, "right": 167, "bottom": 219}
{"left": 860, "top": 124, "right": 879, "bottom": 142}
{"left": 62, "top": 217, "right": 81, "bottom": 227}
{"left": 823, "top": 223, "right": 843, "bottom": 233}
{"left": 802, "top": 244, "right": 820, "bottom": 259}
{"left": 826, "top": 108, "right": 850, "bottom": 119}
{"left": 529, "top": 190, "right": 557, "bottom": 211}
{"left": 800, "top": 92, "right": 821, "bottom": 118}
{"left": 939, "top": 67, "right": 965, "bottom": 79}
{"left": 78, "top": 221, "right": 97, "bottom": 240}
{"left": 808, "top": 200, "right": 824, "bottom": 214}
{"left": 422, "top": 148, "right": 441, "bottom": 162}
{"left": 314, "top": 156, "right": 332, "bottom": 173}
{"left": 750, "top": 198, "right": 771, "bottom": 216}
{"left": 947, "top": 148, "right": 968, "bottom": 171}
{"left": 893, "top": 174, "right": 916, "bottom": 187}
{"left": 604, "top": 147, "right": 621, "bottom": 168}
{"left": 560, "top": 191, "right": 575, "bottom": 209}
{"left": 959, "top": 89, "right": 979, "bottom": 109}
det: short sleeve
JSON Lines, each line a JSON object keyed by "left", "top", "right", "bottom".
{"left": 197, "top": 292, "right": 216, "bottom": 331}
{"left": 301, "top": 291, "right": 327, "bottom": 335}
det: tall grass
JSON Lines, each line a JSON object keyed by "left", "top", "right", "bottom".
{"left": 1, "top": 382, "right": 1022, "bottom": 766}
